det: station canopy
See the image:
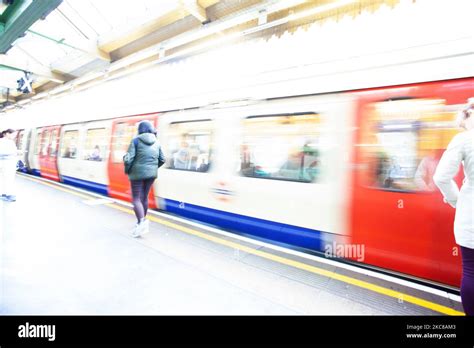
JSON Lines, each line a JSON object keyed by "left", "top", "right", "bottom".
{"left": 1, "top": 0, "right": 471, "bottom": 115}
{"left": 0, "top": 0, "right": 411, "bottom": 109}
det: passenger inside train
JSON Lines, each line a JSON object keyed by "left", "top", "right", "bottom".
{"left": 88, "top": 145, "right": 102, "bottom": 161}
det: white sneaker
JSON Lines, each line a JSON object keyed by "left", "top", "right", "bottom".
{"left": 140, "top": 219, "right": 150, "bottom": 235}
{"left": 131, "top": 223, "right": 141, "bottom": 238}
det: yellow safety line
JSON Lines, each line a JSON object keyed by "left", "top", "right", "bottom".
{"left": 21, "top": 174, "right": 465, "bottom": 316}
{"left": 22, "top": 175, "right": 92, "bottom": 200}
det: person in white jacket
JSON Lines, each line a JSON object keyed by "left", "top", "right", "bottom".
{"left": 434, "top": 98, "right": 474, "bottom": 316}
{"left": 0, "top": 129, "right": 18, "bottom": 202}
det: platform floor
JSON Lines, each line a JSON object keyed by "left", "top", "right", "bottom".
{"left": 0, "top": 174, "right": 465, "bottom": 315}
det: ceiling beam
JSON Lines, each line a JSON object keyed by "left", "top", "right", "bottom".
{"left": 27, "top": 29, "right": 110, "bottom": 62}
{"left": 0, "top": 54, "right": 67, "bottom": 83}
{"left": 0, "top": 0, "right": 63, "bottom": 53}
{"left": 98, "top": 8, "right": 190, "bottom": 53}
{"left": 98, "top": 0, "right": 220, "bottom": 53}
{"left": 180, "top": 0, "right": 208, "bottom": 23}
{"left": 106, "top": 0, "right": 306, "bottom": 73}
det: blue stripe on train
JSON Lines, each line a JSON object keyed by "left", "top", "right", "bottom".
{"left": 61, "top": 175, "right": 108, "bottom": 196}
{"left": 31, "top": 169, "right": 41, "bottom": 177}
{"left": 162, "top": 198, "right": 329, "bottom": 252}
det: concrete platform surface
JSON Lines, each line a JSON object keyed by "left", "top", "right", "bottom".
{"left": 0, "top": 175, "right": 464, "bottom": 315}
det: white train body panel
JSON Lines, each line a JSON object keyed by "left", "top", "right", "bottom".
{"left": 27, "top": 128, "right": 41, "bottom": 174}
{"left": 156, "top": 108, "right": 222, "bottom": 215}
{"left": 57, "top": 121, "right": 111, "bottom": 188}
{"left": 156, "top": 94, "right": 355, "bottom": 236}
{"left": 16, "top": 128, "right": 30, "bottom": 166}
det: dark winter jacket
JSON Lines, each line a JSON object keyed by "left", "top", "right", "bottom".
{"left": 123, "top": 132, "right": 165, "bottom": 181}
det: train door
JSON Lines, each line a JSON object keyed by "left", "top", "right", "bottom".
{"left": 22, "top": 129, "right": 32, "bottom": 170}
{"left": 58, "top": 121, "right": 111, "bottom": 195}
{"left": 57, "top": 124, "right": 84, "bottom": 186}
{"left": 108, "top": 114, "right": 158, "bottom": 207}
{"left": 157, "top": 113, "right": 217, "bottom": 220}
{"left": 15, "top": 129, "right": 28, "bottom": 172}
{"left": 350, "top": 79, "right": 472, "bottom": 286}
{"left": 38, "top": 126, "right": 61, "bottom": 181}
{"left": 15, "top": 129, "right": 24, "bottom": 162}
{"left": 28, "top": 128, "right": 42, "bottom": 176}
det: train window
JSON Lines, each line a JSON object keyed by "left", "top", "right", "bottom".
{"left": 372, "top": 131, "right": 418, "bottom": 190}
{"left": 240, "top": 113, "right": 322, "bottom": 183}
{"left": 50, "top": 130, "right": 59, "bottom": 157}
{"left": 112, "top": 122, "right": 136, "bottom": 163}
{"left": 84, "top": 128, "right": 108, "bottom": 162}
{"left": 40, "top": 130, "right": 50, "bottom": 156}
{"left": 166, "top": 120, "right": 213, "bottom": 172}
{"left": 361, "top": 98, "right": 461, "bottom": 192}
{"left": 34, "top": 130, "right": 42, "bottom": 155}
{"left": 60, "top": 130, "right": 79, "bottom": 159}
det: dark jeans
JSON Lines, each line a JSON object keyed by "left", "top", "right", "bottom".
{"left": 130, "top": 178, "right": 155, "bottom": 223}
{"left": 461, "top": 246, "right": 474, "bottom": 316}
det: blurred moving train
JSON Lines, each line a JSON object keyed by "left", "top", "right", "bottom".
{"left": 14, "top": 77, "right": 473, "bottom": 287}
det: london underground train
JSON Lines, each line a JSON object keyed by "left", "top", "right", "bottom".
{"left": 14, "top": 77, "right": 473, "bottom": 288}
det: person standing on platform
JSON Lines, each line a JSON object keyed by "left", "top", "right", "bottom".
{"left": 123, "top": 121, "right": 165, "bottom": 237}
{"left": 0, "top": 129, "right": 18, "bottom": 202}
{"left": 434, "top": 98, "right": 474, "bottom": 316}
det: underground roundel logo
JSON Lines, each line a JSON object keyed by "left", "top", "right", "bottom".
{"left": 211, "top": 181, "right": 235, "bottom": 202}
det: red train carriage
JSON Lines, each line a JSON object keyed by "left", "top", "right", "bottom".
{"left": 350, "top": 78, "right": 473, "bottom": 286}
